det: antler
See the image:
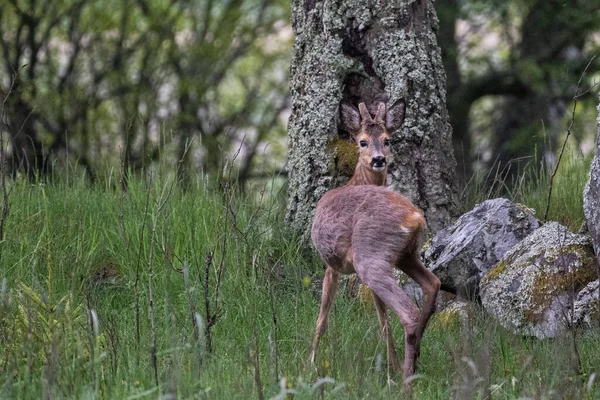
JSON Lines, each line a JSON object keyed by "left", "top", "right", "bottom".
{"left": 374, "top": 102, "right": 386, "bottom": 123}
{"left": 358, "top": 103, "right": 373, "bottom": 123}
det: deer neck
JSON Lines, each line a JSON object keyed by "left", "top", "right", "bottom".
{"left": 346, "top": 162, "right": 387, "bottom": 186}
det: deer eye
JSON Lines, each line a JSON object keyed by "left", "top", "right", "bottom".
{"left": 359, "top": 140, "right": 368, "bottom": 148}
{"left": 383, "top": 139, "right": 390, "bottom": 147}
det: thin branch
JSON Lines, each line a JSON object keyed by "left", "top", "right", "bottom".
{"left": 213, "top": 232, "right": 227, "bottom": 324}
{"left": 160, "top": 212, "right": 183, "bottom": 274}
{"left": 544, "top": 56, "right": 596, "bottom": 220}
{"left": 268, "top": 279, "right": 279, "bottom": 384}
{"left": 203, "top": 250, "right": 215, "bottom": 354}
{"left": 57, "top": 1, "right": 86, "bottom": 93}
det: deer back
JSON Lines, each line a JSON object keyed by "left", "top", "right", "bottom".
{"left": 311, "top": 185, "right": 425, "bottom": 273}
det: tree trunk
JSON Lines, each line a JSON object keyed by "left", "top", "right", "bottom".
{"left": 6, "top": 96, "right": 50, "bottom": 179}
{"left": 491, "top": 0, "right": 595, "bottom": 181}
{"left": 286, "top": 0, "right": 460, "bottom": 238}
{"left": 436, "top": 0, "right": 471, "bottom": 181}
{"left": 492, "top": 95, "right": 555, "bottom": 181}
{"left": 583, "top": 99, "right": 600, "bottom": 262}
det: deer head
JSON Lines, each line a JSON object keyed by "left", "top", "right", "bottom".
{"left": 340, "top": 99, "right": 406, "bottom": 172}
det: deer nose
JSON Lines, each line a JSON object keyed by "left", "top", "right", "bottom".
{"left": 372, "top": 156, "right": 386, "bottom": 167}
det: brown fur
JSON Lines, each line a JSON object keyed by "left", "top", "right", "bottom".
{"left": 346, "top": 161, "right": 387, "bottom": 186}
{"left": 340, "top": 100, "right": 400, "bottom": 187}
{"left": 308, "top": 101, "right": 440, "bottom": 387}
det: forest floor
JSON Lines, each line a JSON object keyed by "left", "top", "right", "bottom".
{"left": 0, "top": 149, "right": 598, "bottom": 399}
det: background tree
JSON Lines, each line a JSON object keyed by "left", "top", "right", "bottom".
{"left": 1, "top": 0, "right": 597, "bottom": 196}
{"left": 286, "top": 0, "right": 461, "bottom": 237}
{"left": 0, "top": 0, "right": 290, "bottom": 185}
{"left": 437, "top": 0, "right": 600, "bottom": 181}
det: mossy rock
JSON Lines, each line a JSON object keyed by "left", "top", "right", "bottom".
{"left": 433, "top": 301, "right": 472, "bottom": 329}
{"left": 573, "top": 280, "right": 600, "bottom": 327}
{"left": 480, "top": 222, "right": 599, "bottom": 339}
{"left": 424, "top": 198, "right": 541, "bottom": 298}
{"left": 583, "top": 102, "right": 600, "bottom": 265}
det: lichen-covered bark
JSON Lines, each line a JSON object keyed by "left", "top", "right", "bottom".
{"left": 286, "top": 0, "right": 459, "bottom": 238}
{"left": 584, "top": 99, "right": 600, "bottom": 262}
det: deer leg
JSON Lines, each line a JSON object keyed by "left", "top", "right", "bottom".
{"left": 372, "top": 293, "right": 401, "bottom": 376}
{"left": 398, "top": 253, "right": 441, "bottom": 363}
{"left": 355, "top": 264, "right": 419, "bottom": 382}
{"left": 308, "top": 266, "right": 339, "bottom": 366}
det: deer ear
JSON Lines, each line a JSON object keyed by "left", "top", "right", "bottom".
{"left": 386, "top": 99, "right": 406, "bottom": 132}
{"left": 339, "top": 102, "right": 361, "bottom": 136}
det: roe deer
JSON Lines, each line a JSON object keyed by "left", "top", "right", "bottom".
{"left": 309, "top": 100, "right": 441, "bottom": 384}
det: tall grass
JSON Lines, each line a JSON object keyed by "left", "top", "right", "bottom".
{"left": 463, "top": 144, "right": 592, "bottom": 230}
{"left": 0, "top": 164, "right": 599, "bottom": 399}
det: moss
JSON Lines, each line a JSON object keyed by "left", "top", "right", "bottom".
{"left": 395, "top": 271, "right": 412, "bottom": 284}
{"left": 590, "top": 302, "right": 600, "bottom": 323}
{"left": 420, "top": 238, "right": 432, "bottom": 255}
{"left": 434, "top": 308, "right": 461, "bottom": 329}
{"left": 480, "top": 223, "right": 600, "bottom": 337}
{"left": 483, "top": 243, "right": 595, "bottom": 286}
{"left": 328, "top": 138, "right": 358, "bottom": 177}
{"left": 516, "top": 203, "right": 536, "bottom": 216}
{"left": 483, "top": 259, "right": 509, "bottom": 282}
{"left": 344, "top": 275, "right": 360, "bottom": 298}
{"left": 526, "top": 244, "right": 598, "bottom": 323}
{"left": 433, "top": 301, "right": 468, "bottom": 329}
{"left": 441, "top": 291, "right": 457, "bottom": 304}
{"left": 344, "top": 275, "right": 374, "bottom": 307}
{"left": 358, "top": 283, "right": 374, "bottom": 308}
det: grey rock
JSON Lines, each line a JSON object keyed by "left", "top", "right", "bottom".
{"left": 423, "top": 198, "right": 541, "bottom": 298}
{"left": 394, "top": 270, "right": 425, "bottom": 305}
{"left": 435, "top": 300, "right": 474, "bottom": 327}
{"left": 583, "top": 100, "right": 600, "bottom": 263}
{"left": 573, "top": 279, "right": 599, "bottom": 327}
{"left": 480, "top": 222, "right": 599, "bottom": 339}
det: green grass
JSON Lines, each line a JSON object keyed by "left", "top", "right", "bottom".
{"left": 463, "top": 144, "right": 592, "bottom": 230}
{"left": 1, "top": 166, "right": 599, "bottom": 399}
